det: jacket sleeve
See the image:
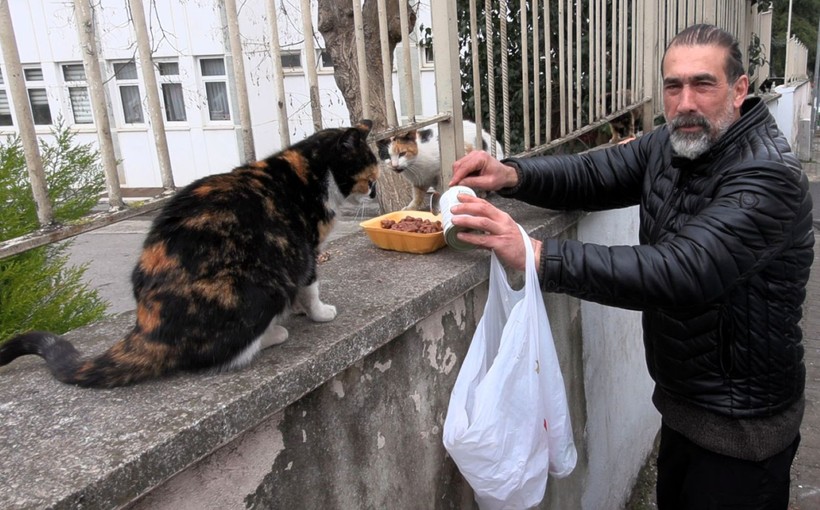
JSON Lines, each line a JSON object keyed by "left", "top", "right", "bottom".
{"left": 499, "top": 129, "right": 655, "bottom": 211}
{"left": 539, "top": 160, "right": 813, "bottom": 311}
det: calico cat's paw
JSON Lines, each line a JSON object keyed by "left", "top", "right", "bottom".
{"left": 260, "top": 325, "right": 289, "bottom": 348}
{"left": 308, "top": 303, "right": 337, "bottom": 322}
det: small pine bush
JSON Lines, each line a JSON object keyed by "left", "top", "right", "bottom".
{"left": 0, "top": 121, "right": 109, "bottom": 342}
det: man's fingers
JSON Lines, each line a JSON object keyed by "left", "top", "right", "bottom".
{"left": 450, "top": 151, "right": 484, "bottom": 186}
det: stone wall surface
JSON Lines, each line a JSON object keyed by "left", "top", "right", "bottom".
{"left": 0, "top": 197, "right": 655, "bottom": 510}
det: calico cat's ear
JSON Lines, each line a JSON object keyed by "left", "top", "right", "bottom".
{"left": 355, "top": 119, "right": 373, "bottom": 135}
{"left": 397, "top": 130, "right": 417, "bottom": 143}
{"left": 340, "top": 121, "right": 371, "bottom": 151}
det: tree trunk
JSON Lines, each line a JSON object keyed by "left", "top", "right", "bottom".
{"left": 0, "top": 0, "right": 53, "bottom": 224}
{"left": 317, "top": 0, "right": 416, "bottom": 213}
{"left": 129, "top": 0, "right": 175, "bottom": 191}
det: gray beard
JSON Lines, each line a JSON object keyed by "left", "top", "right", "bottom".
{"left": 669, "top": 129, "right": 713, "bottom": 159}
{"left": 666, "top": 99, "right": 736, "bottom": 160}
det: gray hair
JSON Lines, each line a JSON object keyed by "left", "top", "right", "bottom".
{"left": 663, "top": 24, "right": 745, "bottom": 84}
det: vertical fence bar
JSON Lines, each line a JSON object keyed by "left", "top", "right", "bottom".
{"left": 716, "top": 1, "right": 723, "bottom": 31}
{"left": 267, "top": 0, "right": 290, "bottom": 146}
{"left": 351, "top": 0, "right": 370, "bottom": 120}
{"left": 575, "top": 0, "right": 581, "bottom": 128}
{"left": 73, "top": 0, "right": 124, "bottom": 209}
{"left": 430, "top": 0, "right": 464, "bottom": 185}
{"left": 224, "top": 0, "right": 256, "bottom": 160}
{"left": 558, "top": 0, "right": 566, "bottom": 135}
{"left": 595, "top": 0, "right": 606, "bottom": 117}
{"left": 398, "top": 0, "right": 416, "bottom": 122}
{"left": 587, "top": 0, "right": 593, "bottom": 126}
{"left": 0, "top": 0, "right": 53, "bottom": 224}
{"left": 609, "top": 0, "right": 620, "bottom": 113}
{"left": 486, "top": 0, "right": 497, "bottom": 151}
{"left": 544, "top": 0, "right": 551, "bottom": 141}
{"left": 129, "top": 0, "right": 175, "bottom": 191}
{"left": 532, "top": 0, "right": 541, "bottom": 147}
{"left": 520, "top": 0, "right": 530, "bottom": 151}
{"left": 635, "top": 0, "right": 643, "bottom": 103}
{"left": 500, "top": 0, "right": 510, "bottom": 153}
{"left": 470, "top": 0, "right": 484, "bottom": 150}
{"left": 376, "top": 0, "right": 397, "bottom": 127}
{"left": 644, "top": 0, "right": 659, "bottom": 132}
{"left": 619, "top": 0, "right": 626, "bottom": 108}
{"left": 631, "top": 0, "right": 637, "bottom": 106}
{"left": 299, "top": 0, "right": 323, "bottom": 131}
{"left": 566, "top": 0, "right": 574, "bottom": 132}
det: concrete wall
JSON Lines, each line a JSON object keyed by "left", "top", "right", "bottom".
{"left": 0, "top": 201, "right": 657, "bottom": 510}
{"left": 577, "top": 207, "right": 661, "bottom": 509}
{"left": 768, "top": 81, "right": 813, "bottom": 155}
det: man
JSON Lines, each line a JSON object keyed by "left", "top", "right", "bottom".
{"left": 448, "top": 24, "right": 814, "bottom": 509}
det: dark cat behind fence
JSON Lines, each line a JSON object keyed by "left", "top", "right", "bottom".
{"left": 0, "top": 120, "right": 380, "bottom": 388}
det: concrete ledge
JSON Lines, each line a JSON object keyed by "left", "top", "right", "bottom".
{"left": 0, "top": 197, "right": 581, "bottom": 510}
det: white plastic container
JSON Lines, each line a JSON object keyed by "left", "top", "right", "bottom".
{"left": 440, "top": 186, "right": 478, "bottom": 252}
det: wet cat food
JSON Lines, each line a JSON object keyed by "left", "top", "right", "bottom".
{"left": 381, "top": 216, "right": 444, "bottom": 234}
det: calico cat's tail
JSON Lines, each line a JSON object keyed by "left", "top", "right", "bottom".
{"left": 0, "top": 330, "right": 174, "bottom": 388}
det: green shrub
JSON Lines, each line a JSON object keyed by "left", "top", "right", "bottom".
{"left": 0, "top": 121, "right": 109, "bottom": 342}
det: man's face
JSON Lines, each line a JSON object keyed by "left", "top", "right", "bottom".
{"left": 662, "top": 44, "right": 748, "bottom": 159}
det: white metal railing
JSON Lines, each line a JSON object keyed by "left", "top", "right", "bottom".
{"left": 0, "top": 0, "right": 774, "bottom": 261}
{"left": 785, "top": 35, "right": 809, "bottom": 84}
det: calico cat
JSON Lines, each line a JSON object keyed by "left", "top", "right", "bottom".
{"left": 607, "top": 108, "right": 640, "bottom": 144}
{"left": 381, "top": 120, "right": 504, "bottom": 212}
{"left": 600, "top": 90, "right": 642, "bottom": 145}
{"left": 0, "top": 121, "right": 379, "bottom": 388}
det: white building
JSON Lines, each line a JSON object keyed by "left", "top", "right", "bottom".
{"left": 0, "top": 0, "right": 436, "bottom": 190}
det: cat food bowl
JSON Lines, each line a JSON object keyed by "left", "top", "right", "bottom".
{"left": 360, "top": 211, "right": 446, "bottom": 254}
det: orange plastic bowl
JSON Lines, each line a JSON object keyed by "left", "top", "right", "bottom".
{"left": 359, "top": 211, "right": 446, "bottom": 254}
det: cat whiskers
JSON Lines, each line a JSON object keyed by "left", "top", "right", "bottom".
{"left": 354, "top": 201, "right": 369, "bottom": 221}
{"left": 351, "top": 196, "right": 375, "bottom": 221}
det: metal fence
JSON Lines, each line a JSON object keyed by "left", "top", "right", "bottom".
{"left": 785, "top": 35, "right": 810, "bottom": 84}
{"left": 0, "top": 0, "right": 773, "bottom": 261}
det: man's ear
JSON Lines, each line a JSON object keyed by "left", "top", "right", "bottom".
{"left": 733, "top": 74, "right": 749, "bottom": 109}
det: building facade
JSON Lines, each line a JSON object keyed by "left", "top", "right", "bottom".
{"left": 0, "top": 0, "right": 436, "bottom": 189}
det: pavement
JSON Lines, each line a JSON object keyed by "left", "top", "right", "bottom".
{"left": 65, "top": 156, "right": 820, "bottom": 509}
{"left": 791, "top": 143, "right": 820, "bottom": 510}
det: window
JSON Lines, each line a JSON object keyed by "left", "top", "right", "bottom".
{"left": 317, "top": 49, "right": 333, "bottom": 71}
{"left": 24, "top": 67, "right": 52, "bottom": 125}
{"left": 62, "top": 64, "right": 93, "bottom": 124}
{"left": 280, "top": 51, "right": 302, "bottom": 73}
{"left": 113, "top": 61, "right": 144, "bottom": 124}
{"left": 421, "top": 44, "right": 434, "bottom": 67}
{"left": 0, "top": 69, "right": 12, "bottom": 126}
{"left": 157, "top": 61, "right": 186, "bottom": 122}
{"left": 199, "top": 58, "right": 230, "bottom": 121}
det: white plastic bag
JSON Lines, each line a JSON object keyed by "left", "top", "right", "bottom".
{"left": 443, "top": 224, "right": 577, "bottom": 510}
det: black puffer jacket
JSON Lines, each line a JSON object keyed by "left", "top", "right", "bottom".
{"left": 504, "top": 97, "right": 814, "bottom": 418}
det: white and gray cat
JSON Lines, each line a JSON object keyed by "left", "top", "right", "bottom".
{"left": 381, "top": 120, "right": 504, "bottom": 212}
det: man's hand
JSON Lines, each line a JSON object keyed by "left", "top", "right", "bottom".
{"left": 449, "top": 151, "right": 519, "bottom": 191}
{"left": 449, "top": 193, "right": 542, "bottom": 273}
